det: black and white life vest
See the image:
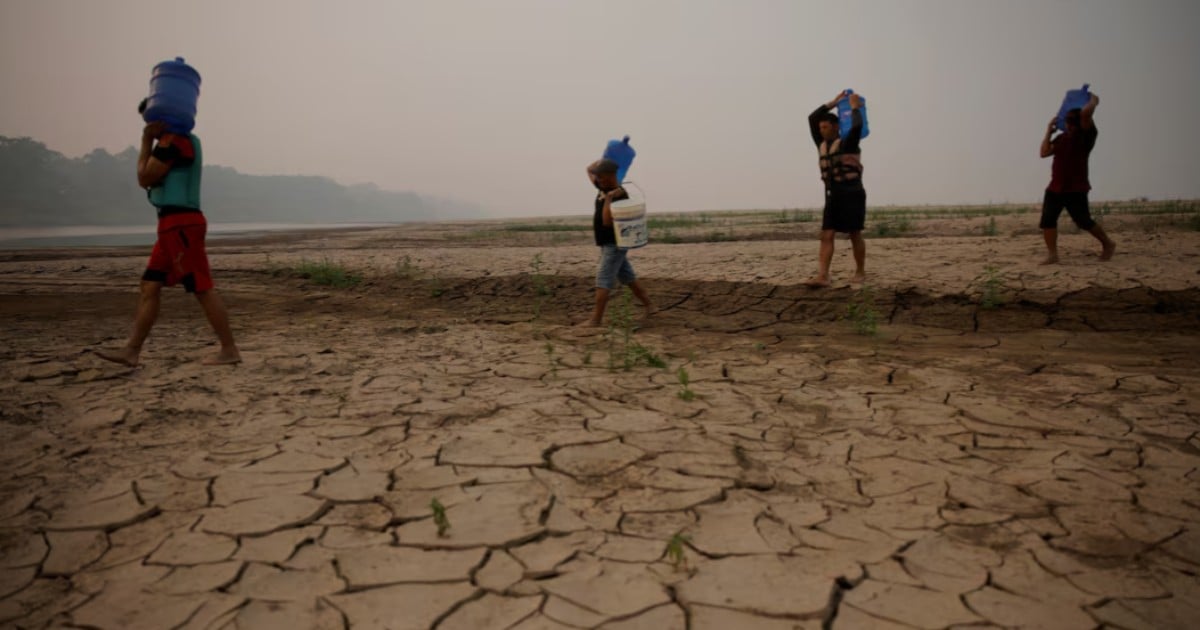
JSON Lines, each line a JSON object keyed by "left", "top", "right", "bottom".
{"left": 818, "top": 138, "right": 863, "bottom": 187}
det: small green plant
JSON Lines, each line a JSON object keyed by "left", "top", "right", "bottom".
{"left": 531, "top": 252, "right": 552, "bottom": 324}
{"left": 982, "top": 217, "right": 998, "bottom": 237}
{"left": 429, "top": 275, "right": 445, "bottom": 298}
{"left": 676, "top": 366, "right": 695, "bottom": 401}
{"left": 504, "top": 223, "right": 588, "bottom": 232}
{"left": 396, "top": 255, "right": 422, "bottom": 279}
{"left": 657, "top": 227, "right": 683, "bottom": 244}
{"left": 603, "top": 288, "right": 666, "bottom": 371}
{"left": 846, "top": 285, "right": 879, "bottom": 336}
{"left": 544, "top": 341, "right": 557, "bottom": 378}
{"left": 753, "top": 342, "right": 766, "bottom": 352}
{"left": 975, "top": 266, "right": 1006, "bottom": 310}
{"left": 872, "top": 218, "right": 913, "bottom": 238}
{"left": 666, "top": 531, "right": 691, "bottom": 570}
{"left": 293, "top": 258, "right": 362, "bottom": 288}
{"left": 431, "top": 498, "right": 450, "bottom": 537}
{"left": 530, "top": 252, "right": 550, "bottom": 296}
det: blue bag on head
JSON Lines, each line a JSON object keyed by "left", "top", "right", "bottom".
{"left": 836, "top": 90, "right": 870, "bottom": 140}
{"left": 602, "top": 136, "right": 636, "bottom": 182}
{"left": 142, "top": 57, "right": 201, "bottom": 134}
{"left": 1056, "top": 84, "right": 1090, "bottom": 131}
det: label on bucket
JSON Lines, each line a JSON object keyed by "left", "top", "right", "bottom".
{"left": 612, "top": 200, "right": 648, "bottom": 249}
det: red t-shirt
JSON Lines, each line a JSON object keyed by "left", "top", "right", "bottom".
{"left": 1047, "top": 126, "right": 1097, "bottom": 193}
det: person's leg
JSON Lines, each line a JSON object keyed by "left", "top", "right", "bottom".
{"left": 194, "top": 289, "right": 241, "bottom": 364}
{"left": 1090, "top": 224, "right": 1116, "bottom": 260}
{"left": 1065, "top": 193, "right": 1115, "bottom": 261}
{"left": 1041, "top": 228, "right": 1059, "bottom": 264}
{"left": 581, "top": 246, "right": 620, "bottom": 326}
{"left": 97, "top": 280, "right": 162, "bottom": 367}
{"left": 805, "top": 230, "right": 836, "bottom": 287}
{"left": 1039, "top": 190, "right": 1062, "bottom": 264}
{"left": 619, "top": 257, "right": 654, "bottom": 316}
{"left": 806, "top": 191, "right": 839, "bottom": 287}
{"left": 849, "top": 231, "right": 866, "bottom": 283}
{"left": 582, "top": 288, "right": 611, "bottom": 327}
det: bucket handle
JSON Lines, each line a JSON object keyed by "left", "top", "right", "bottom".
{"left": 618, "top": 180, "right": 645, "bottom": 204}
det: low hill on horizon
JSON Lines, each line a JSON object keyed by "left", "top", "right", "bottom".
{"left": 0, "top": 136, "right": 482, "bottom": 227}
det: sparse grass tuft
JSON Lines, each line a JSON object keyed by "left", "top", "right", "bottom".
{"left": 872, "top": 218, "right": 913, "bottom": 238}
{"left": 676, "top": 365, "right": 696, "bottom": 401}
{"left": 431, "top": 498, "right": 450, "bottom": 537}
{"left": 666, "top": 531, "right": 691, "bottom": 570}
{"left": 846, "top": 285, "right": 880, "bottom": 336}
{"left": 292, "top": 258, "right": 362, "bottom": 288}
{"left": 504, "top": 223, "right": 588, "bottom": 232}
{"left": 973, "top": 266, "right": 1006, "bottom": 310}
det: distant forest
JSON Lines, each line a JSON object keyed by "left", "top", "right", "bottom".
{"left": 0, "top": 136, "right": 481, "bottom": 226}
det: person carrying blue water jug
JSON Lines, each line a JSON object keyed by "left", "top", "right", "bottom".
{"left": 804, "top": 90, "right": 867, "bottom": 288}
{"left": 1037, "top": 88, "right": 1115, "bottom": 264}
{"left": 578, "top": 158, "right": 654, "bottom": 327}
{"left": 97, "top": 60, "right": 240, "bottom": 368}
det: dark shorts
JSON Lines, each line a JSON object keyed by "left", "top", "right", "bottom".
{"left": 1040, "top": 190, "right": 1095, "bottom": 230}
{"left": 143, "top": 212, "right": 213, "bottom": 293}
{"left": 822, "top": 188, "right": 867, "bottom": 233}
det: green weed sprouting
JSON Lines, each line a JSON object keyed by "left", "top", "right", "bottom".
{"left": 293, "top": 258, "right": 362, "bottom": 288}
{"left": 974, "top": 266, "right": 1006, "bottom": 310}
{"left": 676, "top": 366, "right": 695, "bottom": 401}
{"left": 666, "top": 531, "right": 691, "bottom": 570}
{"left": 982, "top": 217, "right": 998, "bottom": 237}
{"left": 846, "top": 285, "right": 879, "bottom": 336}
{"left": 544, "top": 341, "right": 557, "bottom": 378}
{"left": 431, "top": 498, "right": 450, "bottom": 537}
{"left": 605, "top": 287, "right": 666, "bottom": 371}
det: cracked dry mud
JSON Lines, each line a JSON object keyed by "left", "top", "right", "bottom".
{"left": 1, "top": 224, "right": 1199, "bottom": 629}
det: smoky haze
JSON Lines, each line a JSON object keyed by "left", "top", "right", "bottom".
{"left": 1, "top": 0, "right": 1198, "bottom": 220}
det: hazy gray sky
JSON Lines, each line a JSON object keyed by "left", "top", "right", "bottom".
{"left": 2, "top": 0, "right": 1198, "bottom": 217}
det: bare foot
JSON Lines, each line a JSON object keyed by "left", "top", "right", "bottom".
{"left": 803, "top": 276, "right": 831, "bottom": 288}
{"left": 641, "top": 304, "right": 657, "bottom": 319}
{"left": 1039, "top": 255, "right": 1059, "bottom": 265}
{"left": 96, "top": 347, "right": 139, "bottom": 367}
{"left": 201, "top": 350, "right": 242, "bottom": 366}
{"left": 575, "top": 319, "right": 602, "bottom": 329}
{"left": 1100, "top": 242, "right": 1116, "bottom": 261}
{"left": 850, "top": 273, "right": 866, "bottom": 286}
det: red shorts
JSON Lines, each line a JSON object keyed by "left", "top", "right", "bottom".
{"left": 143, "top": 212, "right": 214, "bottom": 293}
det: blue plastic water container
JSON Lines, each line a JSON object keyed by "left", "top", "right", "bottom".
{"left": 836, "top": 90, "right": 870, "bottom": 140}
{"left": 143, "top": 57, "right": 201, "bottom": 134}
{"left": 602, "top": 136, "right": 636, "bottom": 182}
{"left": 1056, "top": 83, "right": 1090, "bottom": 131}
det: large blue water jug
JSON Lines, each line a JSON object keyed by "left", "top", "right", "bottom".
{"left": 1056, "top": 83, "right": 1090, "bottom": 131}
{"left": 143, "top": 57, "right": 201, "bottom": 134}
{"left": 602, "top": 136, "right": 636, "bottom": 182}
{"left": 836, "top": 90, "right": 870, "bottom": 140}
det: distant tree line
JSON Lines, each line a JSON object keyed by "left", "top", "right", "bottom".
{"left": 0, "top": 136, "right": 481, "bottom": 226}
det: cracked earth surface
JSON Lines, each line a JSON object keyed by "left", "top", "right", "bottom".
{"left": 1, "top": 225, "right": 1199, "bottom": 629}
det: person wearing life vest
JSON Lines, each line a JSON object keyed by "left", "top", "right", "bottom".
{"left": 1038, "top": 92, "right": 1115, "bottom": 264}
{"left": 96, "top": 101, "right": 241, "bottom": 367}
{"left": 804, "top": 90, "right": 867, "bottom": 288}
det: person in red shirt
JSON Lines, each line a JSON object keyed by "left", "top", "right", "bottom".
{"left": 97, "top": 106, "right": 240, "bottom": 367}
{"left": 1038, "top": 92, "right": 1115, "bottom": 264}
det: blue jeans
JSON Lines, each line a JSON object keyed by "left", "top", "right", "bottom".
{"left": 595, "top": 245, "right": 636, "bottom": 290}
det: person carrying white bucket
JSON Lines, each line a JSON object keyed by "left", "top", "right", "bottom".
{"left": 579, "top": 158, "right": 654, "bottom": 327}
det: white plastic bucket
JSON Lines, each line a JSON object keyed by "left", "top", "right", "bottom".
{"left": 611, "top": 182, "right": 648, "bottom": 249}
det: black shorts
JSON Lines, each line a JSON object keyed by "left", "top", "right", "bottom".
{"left": 822, "top": 188, "right": 866, "bottom": 233}
{"left": 1040, "top": 190, "right": 1095, "bottom": 230}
